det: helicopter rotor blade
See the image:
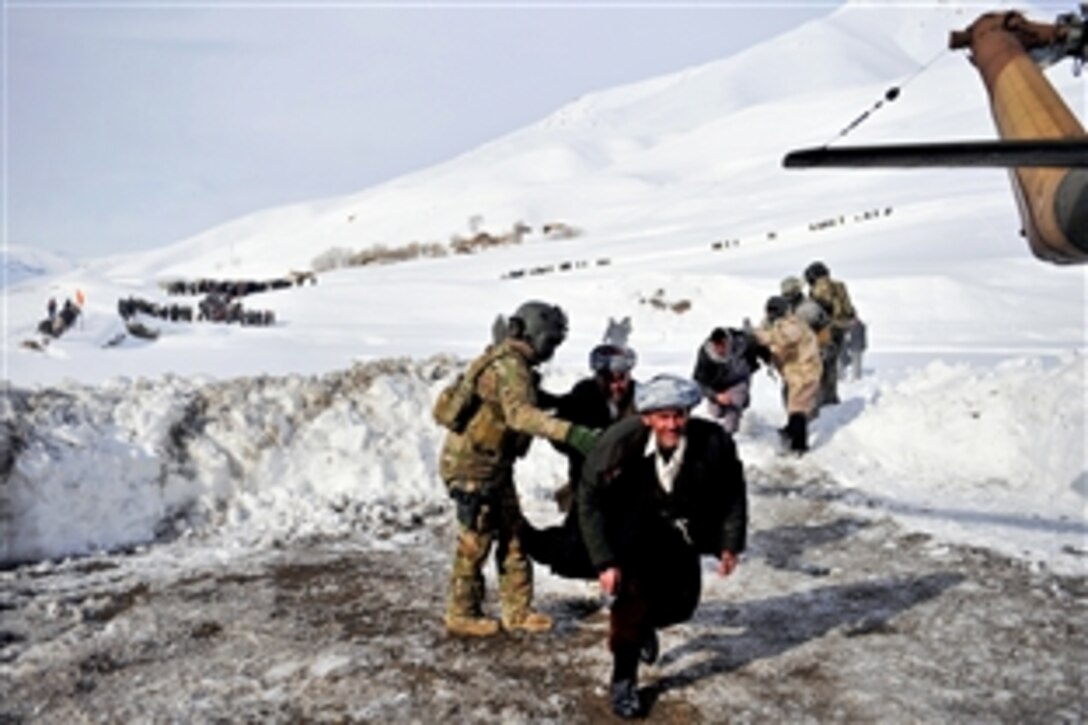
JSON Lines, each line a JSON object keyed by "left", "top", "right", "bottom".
{"left": 783, "top": 139, "right": 1088, "bottom": 169}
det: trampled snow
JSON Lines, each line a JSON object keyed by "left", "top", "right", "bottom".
{"left": 2, "top": 0, "right": 1085, "bottom": 580}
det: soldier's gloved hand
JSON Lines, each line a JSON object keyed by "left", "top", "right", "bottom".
{"left": 565, "top": 425, "right": 600, "bottom": 456}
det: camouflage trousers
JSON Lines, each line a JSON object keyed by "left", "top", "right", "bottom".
{"left": 446, "top": 475, "right": 534, "bottom": 622}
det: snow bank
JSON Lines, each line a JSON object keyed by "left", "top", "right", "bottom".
{"left": 2, "top": 353, "right": 1084, "bottom": 573}
{"left": 0, "top": 358, "right": 455, "bottom": 565}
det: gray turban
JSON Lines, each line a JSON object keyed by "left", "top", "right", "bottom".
{"left": 634, "top": 374, "right": 702, "bottom": 413}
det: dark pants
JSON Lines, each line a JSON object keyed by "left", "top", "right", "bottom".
{"left": 610, "top": 526, "right": 702, "bottom": 682}
{"left": 521, "top": 509, "right": 597, "bottom": 580}
{"left": 819, "top": 340, "right": 840, "bottom": 405}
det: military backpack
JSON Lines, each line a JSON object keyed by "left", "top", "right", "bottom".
{"left": 432, "top": 346, "right": 510, "bottom": 434}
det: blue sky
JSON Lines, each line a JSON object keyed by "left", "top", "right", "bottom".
{"left": 6, "top": 2, "right": 838, "bottom": 258}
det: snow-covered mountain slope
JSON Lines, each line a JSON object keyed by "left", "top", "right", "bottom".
{"left": 85, "top": 0, "right": 1043, "bottom": 280}
{"left": 3, "top": 245, "right": 75, "bottom": 289}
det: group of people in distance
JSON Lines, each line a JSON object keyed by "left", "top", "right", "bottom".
{"left": 693, "top": 260, "right": 862, "bottom": 455}
{"left": 431, "top": 262, "right": 861, "bottom": 719}
{"left": 40, "top": 294, "right": 83, "bottom": 338}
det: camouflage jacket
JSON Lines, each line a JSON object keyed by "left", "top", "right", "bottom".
{"left": 810, "top": 277, "right": 857, "bottom": 333}
{"left": 439, "top": 339, "right": 573, "bottom": 484}
{"left": 754, "top": 313, "right": 822, "bottom": 387}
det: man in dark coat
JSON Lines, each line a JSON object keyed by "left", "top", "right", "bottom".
{"left": 521, "top": 343, "right": 638, "bottom": 579}
{"left": 578, "top": 374, "right": 748, "bottom": 719}
{"left": 692, "top": 327, "right": 763, "bottom": 434}
{"left": 554, "top": 343, "right": 639, "bottom": 496}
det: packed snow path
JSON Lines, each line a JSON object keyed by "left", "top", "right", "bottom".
{"left": 2, "top": 464, "right": 1083, "bottom": 723}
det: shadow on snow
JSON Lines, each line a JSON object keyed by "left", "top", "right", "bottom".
{"left": 652, "top": 571, "right": 965, "bottom": 697}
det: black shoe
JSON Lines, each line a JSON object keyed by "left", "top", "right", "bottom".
{"left": 639, "top": 630, "right": 659, "bottom": 665}
{"left": 611, "top": 679, "right": 641, "bottom": 719}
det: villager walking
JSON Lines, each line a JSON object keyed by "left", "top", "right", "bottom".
{"left": 692, "top": 326, "right": 764, "bottom": 435}
{"left": 522, "top": 341, "right": 638, "bottom": 579}
{"left": 754, "top": 296, "right": 822, "bottom": 455}
{"left": 577, "top": 374, "right": 748, "bottom": 719}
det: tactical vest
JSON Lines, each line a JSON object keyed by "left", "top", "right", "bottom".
{"left": 438, "top": 341, "right": 536, "bottom": 483}
{"left": 433, "top": 345, "right": 509, "bottom": 433}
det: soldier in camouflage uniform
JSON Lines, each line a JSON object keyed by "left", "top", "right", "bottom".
{"left": 805, "top": 261, "right": 857, "bottom": 406}
{"left": 753, "top": 296, "right": 822, "bottom": 455}
{"left": 437, "top": 301, "right": 598, "bottom": 636}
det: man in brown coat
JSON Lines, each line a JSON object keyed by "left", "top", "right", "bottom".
{"left": 754, "top": 295, "right": 822, "bottom": 454}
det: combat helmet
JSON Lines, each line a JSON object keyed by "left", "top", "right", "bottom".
{"left": 510, "top": 301, "right": 568, "bottom": 362}
{"left": 804, "top": 261, "right": 830, "bottom": 285}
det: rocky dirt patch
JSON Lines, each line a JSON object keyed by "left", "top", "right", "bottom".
{"left": 1, "top": 465, "right": 1084, "bottom": 723}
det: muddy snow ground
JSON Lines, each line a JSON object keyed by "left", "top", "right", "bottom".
{"left": 2, "top": 464, "right": 1084, "bottom": 723}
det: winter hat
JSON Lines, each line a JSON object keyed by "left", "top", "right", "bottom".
{"left": 780, "top": 276, "right": 804, "bottom": 297}
{"left": 634, "top": 374, "right": 702, "bottom": 413}
{"left": 589, "top": 343, "right": 637, "bottom": 374}
{"left": 765, "top": 295, "right": 789, "bottom": 321}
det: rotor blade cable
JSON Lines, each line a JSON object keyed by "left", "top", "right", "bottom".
{"left": 824, "top": 47, "right": 950, "bottom": 147}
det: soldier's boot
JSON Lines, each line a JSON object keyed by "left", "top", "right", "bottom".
{"left": 502, "top": 609, "right": 554, "bottom": 633}
{"left": 498, "top": 535, "right": 551, "bottom": 632}
{"left": 444, "top": 614, "right": 500, "bottom": 637}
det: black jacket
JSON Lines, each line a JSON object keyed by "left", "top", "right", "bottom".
{"left": 692, "top": 330, "right": 761, "bottom": 397}
{"left": 552, "top": 377, "right": 636, "bottom": 485}
{"left": 578, "top": 416, "right": 748, "bottom": 571}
